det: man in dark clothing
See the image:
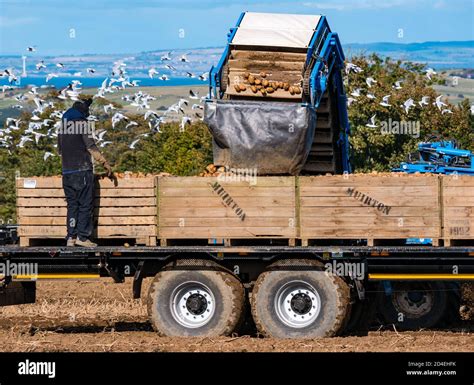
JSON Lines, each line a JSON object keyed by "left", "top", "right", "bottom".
{"left": 58, "top": 99, "right": 112, "bottom": 247}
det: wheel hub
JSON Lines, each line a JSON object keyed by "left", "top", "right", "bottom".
{"left": 275, "top": 280, "right": 321, "bottom": 328}
{"left": 290, "top": 293, "right": 312, "bottom": 315}
{"left": 394, "top": 285, "right": 434, "bottom": 318}
{"left": 186, "top": 293, "right": 207, "bottom": 315}
{"left": 170, "top": 282, "right": 215, "bottom": 328}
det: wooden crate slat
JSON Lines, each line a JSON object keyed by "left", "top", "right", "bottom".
{"left": 158, "top": 176, "right": 293, "bottom": 187}
{"left": 299, "top": 175, "right": 439, "bottom": 187}
{"left": 300, "top": 196, "right": 437, "bottom": 207}
{"left": 301, "top": 216, "right": 438, "bottom": 227}
{"left": 16, "top": 177, "right": 156, "bottom": 189}
{"left": 159, "top": 196, "right": 295, "bottom": 208}
{"left": 159, "top": 207, "right": 294, "bottom": 218}
{"left": 300, "top": 186, "right": 438, "bottom": 197}
{"left": 442, "top": 176, "right": 474, "bottom": 187}
{"left": 18, "top": 206, "right": 157, "bottom": 217}
{"left": 160, "top": 187, "right": 293, "bottom": 197}
{"left": 302, "top": 206, "right": 438, "bottom": 217}
{"left": 18, "top": 216, "right": 156, "bottom": 226}
{"left": 301, "top": 227, "right": 440, "bottom": 238}
{"left": 17, "top": 188, "right": 156, "bottom": 198}
{"left": 17, "top": 197, "right": 156, "bottom": 207}
{"left": 159, "top": 227, "right": 295, "bottom": 238}
{"left": 230, "top": 50, "right": 307, "bottom": 62}
{"left": 160, "top": 217, "right": 293, "bottom": 227}
{"left": 19, "top": 225, "right": 156, "bottom": 237}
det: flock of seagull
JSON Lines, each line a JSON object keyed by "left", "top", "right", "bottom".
{"left": 344, "top": 61, "right": 473, "bottom": 128}
{"left": 1, "top": 46, "right": 473, "bottom": 160}
{"left": 0, "top": 47, "right": 211, "bottom": 159}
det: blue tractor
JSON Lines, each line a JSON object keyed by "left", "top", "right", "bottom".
{"left": 204, "top": 12, "right": 351, "bottom": 175}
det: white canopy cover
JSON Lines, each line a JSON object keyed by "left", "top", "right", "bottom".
{"left": 231, "top": 12, "right": 322, "bottom": 48}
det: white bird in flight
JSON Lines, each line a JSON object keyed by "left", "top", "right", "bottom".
{"left": 425, "top": 68, "right": 436, "bottom": 80}
{"left": 418, "top": 96, "right": 430, "bottom": 107}
{"left": 402, "top": 98, "right": 415, "bottom": 114}
{"left": 434, "top": 95, "right": 447, "bottom": 110}
{"left": 392, "top": 80, "right": 403, "bottom": 90}
{"left": 148, "top": 68, "right": 159, "bottom": 79}
{"left": 160, "top": 51, "right": 172, "bottom": 61}
{"left": 350, "top": 88, "right": 361, "bottom": 98}
{"left": 365, "top": 114, "right": 378, "bottom": 128}
{"left": 379, "top": 95, "right": 391, "bottom": 107}
{"left": 365, "top": 77, "right": 377, "bottom": 88}
{"left": 129, "top": 138, "right": 141, "bottom": 149}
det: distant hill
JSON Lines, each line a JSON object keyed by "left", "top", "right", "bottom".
{"left": 0, "top": 41, "right": 472, "bottom": 83}
{"left": 343, "top": 40, "right": 474, "bottom": 69}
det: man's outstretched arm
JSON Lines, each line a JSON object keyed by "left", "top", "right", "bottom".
{"left": 82, "top": 134, "right": 113, "bottom": 176}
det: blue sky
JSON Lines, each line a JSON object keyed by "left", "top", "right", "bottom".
{"left": 0, "top": 0, "right": 473, "bottom": 55}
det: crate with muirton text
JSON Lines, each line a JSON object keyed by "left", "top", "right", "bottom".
{"left": 298, "top": 173, "right": 442, "bottom": 246}
{"left": 157, "top": 176, "right": 297, "bottom": 245}
{"left": 16, "top": 175, "right": 157, "bottom": 246}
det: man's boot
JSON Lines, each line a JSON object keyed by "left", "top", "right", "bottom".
{"left": 75, "top": 238, "right": 97, "bottom": 247}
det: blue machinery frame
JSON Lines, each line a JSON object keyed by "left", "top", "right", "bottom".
{"left": 208, "top": 13, "right": 351, "bottom": 173}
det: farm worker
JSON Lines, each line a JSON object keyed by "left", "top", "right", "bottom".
{"left": 58, "top": 98, "right": 113, "bottom": 247}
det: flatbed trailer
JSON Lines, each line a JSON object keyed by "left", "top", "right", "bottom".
{"left": 1, "top": 242, "right": 473, "bottom": 338}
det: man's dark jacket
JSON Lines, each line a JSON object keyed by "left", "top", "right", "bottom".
{"left": 58, "top": 105, "right": 99, "bottom": 173}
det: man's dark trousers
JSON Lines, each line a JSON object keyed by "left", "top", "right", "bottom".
{"left": 62, "top": 170, "right": 94, "bottom": 240}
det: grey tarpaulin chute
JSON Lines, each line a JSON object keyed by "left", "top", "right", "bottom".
{"left": 204, "top": 100, "right": 317, "bottom": 175}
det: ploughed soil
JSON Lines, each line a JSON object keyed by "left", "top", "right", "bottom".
{"left": 0, "top": 279, "right": 473, "bottom": 352}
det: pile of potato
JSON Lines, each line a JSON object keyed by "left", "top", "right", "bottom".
{"left": 233, "top": 71, "right": 302, "bottom": 96}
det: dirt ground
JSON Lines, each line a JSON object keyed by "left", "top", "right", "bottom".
{"left": 0, "top": 278, "right": 473, "bottom": 352}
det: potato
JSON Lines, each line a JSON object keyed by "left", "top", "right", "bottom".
{"left": 244, "top": 72, "right": 250, "bottom": 79}
{"left": 234, "top": 84, "right": 241, "bottom": 92}
{"left": 294, "top": 86, "right": 301, "bottom": 94}
{"left": 250, "top": 85, "right": 258, "bottom": 93}
{"left": 262, "top": 79, "right": 269, "bottom": 87}
{"left": 239, "top": 84, "right": 247, "bottom": 91}
{"left": 289, "top": 86, "right": 295, "bottom": 95}
{"left": 260, "top": 71, "right": 267, "bottom": 78}
{"left": 266, "top": 87, "right": 274, "bottom": 93}
{"left": 260, "top": 88, "right": 267, "bottom": 96}
{"left": 248, "top": 75, "right": 255, "bottom": 84}
{"left": 283, "top": 83, "right": 290, "bottom": 91}
{"left": 255, "top": 78, "right": 262, "bottom": 85}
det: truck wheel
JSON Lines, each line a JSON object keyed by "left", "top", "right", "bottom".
{"left": 147, "top": 261, "right": 244, "bottom": 337}
{"left": 251, "top": 260, "right": 351, "bottom": 338}
{"left": 376, "top": 281, "right": 448, "bottom": 330}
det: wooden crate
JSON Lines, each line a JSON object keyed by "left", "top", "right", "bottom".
{"left": 442, "top": 175, "right": 474, "bottom": 246}
{"left": 157, "top": 176, "right": 297, "bottom": 245}
{"left": 16, "top": 176, "right": 157, "bottom": 246}
{"left": 298, "top": 174, "right": 442, "bottom": 246}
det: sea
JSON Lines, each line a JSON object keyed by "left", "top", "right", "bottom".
{"left": 1, "top": 76, "right": 207, "bottom": 89}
